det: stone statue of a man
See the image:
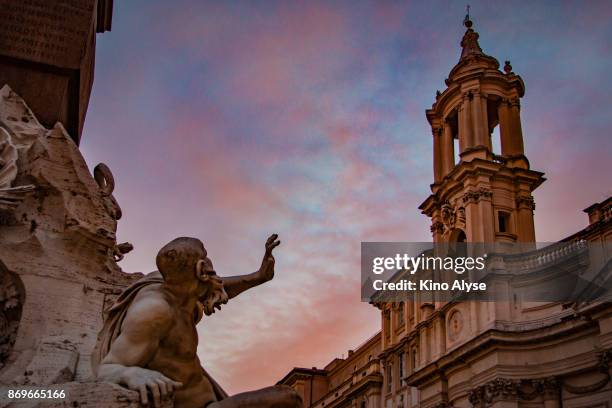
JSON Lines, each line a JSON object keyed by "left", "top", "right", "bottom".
{"left": 93, "top": 234, "right": 301, "bottom": 408}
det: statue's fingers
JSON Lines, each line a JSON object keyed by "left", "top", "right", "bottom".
{"left": 156, "top": 379, "right": 168, "bottom": 397}
{"left": 148, "top": 381, "right": 161, "bottom": 407}
{"left": 139, "top": 385, "right": 148, "bottom": 405}
{"left": 165, "top": 379, "right": 174, "bottom": 394}
{"left": 164, "top": 378, "right": 182, "bottom": 393}
{"left": 272, "top": 240, "right": 281, "bottom": 249}
{"left": 267, "top": 234, "right": 279, "bottom": 245}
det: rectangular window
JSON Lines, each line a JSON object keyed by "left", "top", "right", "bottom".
{"left": 397, "top": 303, "right": 405, "bottom": 326}
{"left": 407, "top": 301, "right": 414, "bottom": 322}
{"left": 498, "top": 211, "right": 511, "bottom": 233}
{"left": 387, "top": 364, "right": 393, "bottom": 393}
{"left": 384, "top": 311, "right": 391, "bottom": 337}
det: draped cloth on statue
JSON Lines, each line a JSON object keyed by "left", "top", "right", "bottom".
{"left": 91, "top": 272, "right": 228, "bottom": 401}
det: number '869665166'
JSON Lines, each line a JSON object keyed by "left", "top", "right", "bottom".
{"left": 7, "top": 389, "right": 66, "bottom": 399}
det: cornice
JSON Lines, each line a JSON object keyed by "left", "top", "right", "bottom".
{"left": 419, "top": 159, "right": 546, "bottom": 216}
{"left": 427, "top": 69, "right": 525, "bottom": 124}
{"left": 380, "top": 331, "right": 418, "bottom": 360}
{"left": 404, "top": 313, "right": 601, "bottom": 387}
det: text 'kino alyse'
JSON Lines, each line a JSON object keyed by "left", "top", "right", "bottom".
{"left": 372, "top": 279, "right": 487, "bottom": 292}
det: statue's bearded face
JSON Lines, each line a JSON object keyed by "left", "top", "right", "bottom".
{"left": 196, "top": 258, "right": 229, "bottom": 316}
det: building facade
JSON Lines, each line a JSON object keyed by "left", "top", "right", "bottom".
{"left": 279, "top": 15, "right": 612, "bottom": 408}
{"left": 279, "top": 332, "right": 383, "bottom": 408}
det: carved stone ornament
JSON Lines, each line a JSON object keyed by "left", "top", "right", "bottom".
{"left": 516, "top": 195, "right": 536, "bottom": 211}
{"left": 436, "top": 202, "right": 465, "bottom": 236}
{"left": 431, "top": 221, "right": 445, "bottom": 234}
{"left": 92, "top": 163, "right": 134, "bottom": 262}
{"left": 468, "top": 377, "right": 565, "bottom": 405}
{"left": 462, "top": 187, "right": 493, "bottom": 205}
{"left": 486, "top": 378, "right": 519, "bottom": 400}
{"left": 94, "top": 163, "right": 123, "bottom": 221}
{"left": 468, "top": 385, "right": 485, "bottom": 405}
{"left": 503, "top": 60, "right": 513, "bottom": 74}
{"left": 441, "top": 202, "right": 456, "bottom": 231}
{"left": 530, "top": 377, "right": 560, "bottom": 398}
{"left": 456, "top": 207, "right": 466, "bottom": 227}
{"left": 468, "top": 378, "right": 520, "bottom": 405}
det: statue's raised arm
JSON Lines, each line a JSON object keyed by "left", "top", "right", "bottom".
{"left": 220, "top": 234, "right": 281, "bottom": 301}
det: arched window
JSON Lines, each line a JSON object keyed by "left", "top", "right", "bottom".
{"left": 449, "top": 229, "right": 467, "bottom": 257}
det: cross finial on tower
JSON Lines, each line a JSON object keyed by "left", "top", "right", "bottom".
{"left": 464, "top": 4, "right": 473, "bottom": 28}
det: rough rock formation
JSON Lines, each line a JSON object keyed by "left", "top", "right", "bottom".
{"left": 0, "top": 85, "right": 145, "bottom": 406}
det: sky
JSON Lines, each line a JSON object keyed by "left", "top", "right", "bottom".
{"left": 80, "top": 0, "right": 612, "bottom": 394}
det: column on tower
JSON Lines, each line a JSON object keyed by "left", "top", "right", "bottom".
{"left": 498, "top": 98, "right": 525, "bottom": 156}
{"left": 509, "top": 98, "right": 525, "bottom": 155}
{"left": 516, "top": 206, "right": 537, "bottom": 243}
{"left": 470, "top": 91, "right": 488, "bottom": 148}
{"left": 441, "top": 120, "right": 455, "bottom": 176}
{"left": 516, "top": 188, "right": 537, "bottom": 243}
{"left": 458, "top": 95, "right": 473, "bottom": 154}
{"left": 498, "top": 99, "right": 512, "bottom": 155}
{"left": 432, "top": 126, "right": 443, "bottom": 183}
{"left": 479, "top": 93, "right": 491, "bottom": 151}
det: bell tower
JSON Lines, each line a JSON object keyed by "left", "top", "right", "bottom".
{"left": 419, "top": 14, "right": 545, "bottom": 244}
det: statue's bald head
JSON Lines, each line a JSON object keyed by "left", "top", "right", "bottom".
{"left": 156, "top": 237, "right": 207, "bottom": 283}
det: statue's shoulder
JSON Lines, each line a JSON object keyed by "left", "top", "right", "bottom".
{"left": 125, "top": 285, "right": 174, "bottom": 329}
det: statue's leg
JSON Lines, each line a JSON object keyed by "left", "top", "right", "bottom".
{"left": 208, "top": 385, "right": 302, "bottom": 408}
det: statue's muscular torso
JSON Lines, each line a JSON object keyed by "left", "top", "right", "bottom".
{"left": 134, "top": 284, "right": 217, "bottom": 408}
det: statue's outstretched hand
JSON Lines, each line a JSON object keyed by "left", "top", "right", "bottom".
{"left": 122, "top": 366, "right": 182, "bottom": 407}
{"left": 259, "top": 233, "right": 280, "bottom": 282}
